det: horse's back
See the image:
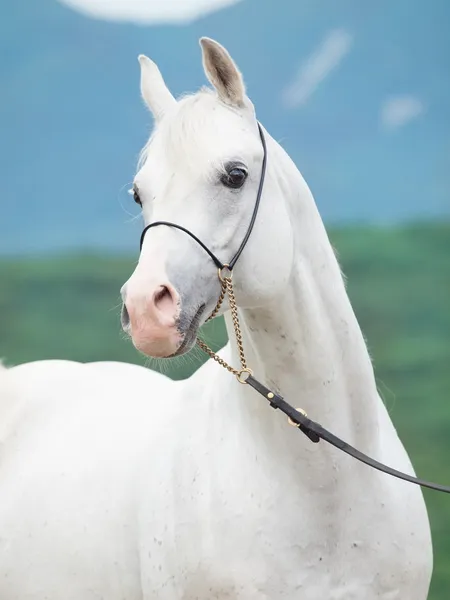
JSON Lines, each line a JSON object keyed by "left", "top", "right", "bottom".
{"left": 0, "top": 358, "right": 434, "bottom": 599}
{"left": 0, "top": 359, "right": 175, "bottom": 600}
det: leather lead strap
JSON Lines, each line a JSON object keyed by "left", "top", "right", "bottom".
{"left": 246, "top": 375, "right": 450, "bottom": 494}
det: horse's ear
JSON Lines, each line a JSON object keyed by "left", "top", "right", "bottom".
{"left": 200, "top": 38, "right": 246, "bottom": 107}
{"left": 138, "top": 55, "right": 176, "bottom": 121}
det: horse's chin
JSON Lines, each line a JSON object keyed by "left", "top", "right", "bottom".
{"left": 168, "top": 328, "right": 198, "bottom": 358}
{"left": 130, "top": 330, "right": 182, "bottom": 359}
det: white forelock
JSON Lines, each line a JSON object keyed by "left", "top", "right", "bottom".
{"left": 138, "top": 90, "right": 258, "bottom": 176}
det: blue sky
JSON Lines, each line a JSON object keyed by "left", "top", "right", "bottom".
{"left": 0, "top": 0, "right": 448, "bottom": 254}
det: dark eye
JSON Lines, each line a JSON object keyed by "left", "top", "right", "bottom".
{"left": 132, "top": 188, "right": 142, "bottom": 207}
{"left": 221, "top": 164, "right": 248, "bottom": 189}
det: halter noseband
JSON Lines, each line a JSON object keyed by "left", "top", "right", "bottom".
{"left": 139, "top": 122, "right": 268, "bottom": 273}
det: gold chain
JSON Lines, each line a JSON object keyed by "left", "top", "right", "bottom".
{"left": 205, "top": 281, "right": 227, "bottom": 322}
{"left": 196, "top": 268, "right": 307, "bottom": 423}
{"left": 196, "top": 269, "right": 252, "bottom": 383}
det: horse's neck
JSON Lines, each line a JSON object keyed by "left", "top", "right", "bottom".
{"left": 225, "top": 142, "right": 381, "bottom": 452}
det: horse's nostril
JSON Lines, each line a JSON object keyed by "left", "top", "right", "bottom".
{"left": 153, "top": 285, "right": 175, "bottom": 312}
{"left": 121, "top": 304, "right": 130, "bottom": 330}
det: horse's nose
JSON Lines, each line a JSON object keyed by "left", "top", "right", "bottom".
{"left": 123, "top": 281, "right": 182, "bottom": 357}
{"left": 149, "top": 284, "right": 178, "bottom": 324}
{"left": 121, "top": 303, "right": 130, "bottom": 331}
{"left": 120, "top": 285, "right": 130, "bottom": 330}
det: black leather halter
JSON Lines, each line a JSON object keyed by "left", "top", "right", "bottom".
{"left": 138, "top": 122, "right": 450, "bottom": 495}
{"left": 140, "top": 122, "right": 267, "bottom": 271}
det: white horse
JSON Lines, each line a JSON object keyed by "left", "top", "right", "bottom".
{"left": 0, "top": 38, "right": 432, "bottom": 599}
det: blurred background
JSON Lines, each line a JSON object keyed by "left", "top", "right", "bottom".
{"left": 0, "top": 0, "right": 449, "bottom": 595}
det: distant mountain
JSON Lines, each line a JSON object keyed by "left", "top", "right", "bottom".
{"left": 1, "top": 0, "right": 449, "bottom": 254}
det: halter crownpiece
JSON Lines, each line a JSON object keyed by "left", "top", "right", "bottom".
{"left": 138, "top": 120, "right": 450, "bottom": 495}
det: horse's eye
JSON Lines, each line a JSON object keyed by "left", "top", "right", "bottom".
{"left": 221, "top": 165, "right": 248, "bottom": 189}
{"left": 132, "top": 189, "right": 142, "bottom": 207}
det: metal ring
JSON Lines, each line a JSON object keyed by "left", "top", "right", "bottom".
{"left": 236, "top": 368, "right": 253, "bottom": 384}
{"left": 287, "top": 408, "right": 308, "bottom": 427}
{"left": 218, "top": 264, "right": 233, "bottom": 283}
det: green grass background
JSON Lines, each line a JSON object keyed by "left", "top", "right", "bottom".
{"left": 1, "top": 223, "right": 449, "bottom": 597}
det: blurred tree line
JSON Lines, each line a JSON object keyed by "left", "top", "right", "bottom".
{"left": 1, "top": 223, "right": 449, "bottom": 598}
